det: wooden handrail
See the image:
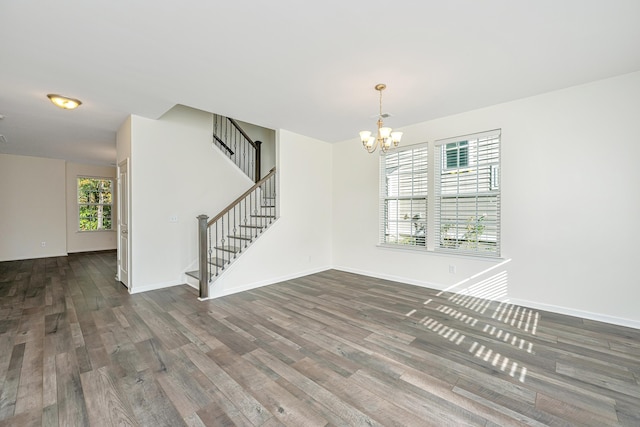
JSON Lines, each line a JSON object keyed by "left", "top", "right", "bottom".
{"left": 228, "top": 117, "right": 259, "bottom": 150}
{"left": 212, "top": 134, "right": 234, "bottom": 155}
{"left": 207, "top": 167, "right": 276, "bottom": 227}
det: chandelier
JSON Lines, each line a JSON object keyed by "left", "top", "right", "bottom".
{"left": 359, "top": 83, "right": 402, "bottom": 153}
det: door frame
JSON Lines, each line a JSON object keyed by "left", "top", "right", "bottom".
{"left": 117, "top": 158, "right": 131, "bottom": 290}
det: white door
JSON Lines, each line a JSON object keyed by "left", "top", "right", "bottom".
{"left": 117, "top": 159, "right": 130, "bottom": 288}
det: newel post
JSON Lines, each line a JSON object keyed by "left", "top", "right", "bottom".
{"left": 197, "top": 214, "right": 209, "bottom": 299}
{"left": 254, "top": 140, "right": 262, "bottom": 182}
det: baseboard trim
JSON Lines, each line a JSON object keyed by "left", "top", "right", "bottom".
{"left": 130, "top": 279, "right": 184, "bottom": 294}
{"left": 333, "top": 266, "right": 640, "bottom": 330}
{"left": 509, "top": 298, "right": 640, "bottom": 330}
{"left": 205, "top": 265, "right": 333, "bottom": 300}
{"left": 332, "top": 265, "right": 443, "bottom": 292}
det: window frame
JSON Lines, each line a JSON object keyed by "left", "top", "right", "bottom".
{"left": 379, "top": 142, "right": 429, "bottom": 248}
{"left": 77, "top": 176, "right": 114, "bottom": 232}
{"left": 435, "top": 129, "right": 501, "bottom": 257}
{"left": 378, "top": 129, "right": 501, "bottom": 258}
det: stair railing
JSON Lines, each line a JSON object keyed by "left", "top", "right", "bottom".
{"left": 213, "top": 113, "right": 262, "bottom": 182}
{"left": 196, "top": 167, "right": 276, "bottom": 298}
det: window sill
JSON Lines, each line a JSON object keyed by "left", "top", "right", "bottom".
{"left": 376, "top": 243, "right": 503, "bottom": 262}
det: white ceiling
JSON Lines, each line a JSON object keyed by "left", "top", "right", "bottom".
{"left": 1, "top": 0, "right": 640, "bottom": 166}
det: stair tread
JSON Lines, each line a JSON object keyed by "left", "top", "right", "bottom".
{"left": 186, "top": 270, "right": 199, "bottom": 279}
{"left": 239, "top": 224, "right": 264, "bottom": 229}
{"left": 227, "top": 235, "right": 253, "bottom": 241}
{"left": 250, "top": 214, "right": 276, "bottom": 218}
{"left": 208, "top": 256, "right": 229, "bottom": 267}
{"left": 215, "top": 245, "right": 241, "bottom": 253}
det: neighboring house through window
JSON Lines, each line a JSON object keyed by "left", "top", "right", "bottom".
{"left": 379, "top": 129, "right": 501, "bottom": 257}
{"left": 435, "top": 130, "right": 501, "bottom": 256}
{"left": 445, "top": 140, "right": 469, "bottom": 169}
{"left": 380, "top": 143, "right": 428, "bottom": 247}
{"left": 78, "top": 177, "right": 113, "bottom": 231}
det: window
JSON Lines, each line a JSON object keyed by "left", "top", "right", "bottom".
{"left": 435, "top": 130, "right": 500, "bottom": 256}
{"left": 380, "top": 143, "right": 428, "bottom": 247}
{"left": 378, "top": 129, "right": 501, "bottom": 258}
{"left": 78, "top": 177, "right": 113, "bottom": 231}
{"left": 446, "top": 141, "right": 469, "bottom": 169}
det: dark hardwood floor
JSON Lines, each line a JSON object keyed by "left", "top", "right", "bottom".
{"left": 1, "top": 252, "right": 639, "bottom": 426}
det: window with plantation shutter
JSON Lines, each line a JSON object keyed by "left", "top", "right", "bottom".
{"left": 380, "top": 143, "right": 428, "bottom": 247}
{"left": 435, "top": 130, "right": 500, "bottom": 256}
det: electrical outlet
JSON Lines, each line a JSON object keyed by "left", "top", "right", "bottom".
{"left": 41, "top": 241, "right": 46, "bottom": 247}
{"left": 449, "top": 265, "right": 456, "bottom": 274}
{"left": 169, "top": 215, "right": 178, "bottom": 223}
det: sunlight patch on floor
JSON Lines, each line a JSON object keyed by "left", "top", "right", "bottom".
{"left": 402, "top": 261, "right": 539, "bottom": 384}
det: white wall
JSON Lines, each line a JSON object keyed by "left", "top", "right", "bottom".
{"left": 116, "top": 116, "right": 132, "bottom": 164}
{"left": 332, "top": 71, "right": 640, "bottom": 327}
{"left": 65, "top": 162, "right": 117, "bottom": 253}
{"left": 126, "top": 106, "right": 254, "bottom": 293}
{"left": 207, "top": 130, "right": 333, "bottom": 298}
{"left": 0, "top": 154, "right": 67, "bottom": 261}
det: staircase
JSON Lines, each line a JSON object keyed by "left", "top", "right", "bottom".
{"left": 212, "top": 113, "right": 262, "bottom": 183}
{"left": 186, "top": 115, "right": 277, "bottom": 298}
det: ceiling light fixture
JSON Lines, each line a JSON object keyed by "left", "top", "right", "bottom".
{"left": 359, "top": 83, "right": 402, "bottom": 153}
{"left": 47, "top": 94, "right": 82, "bottom": 110}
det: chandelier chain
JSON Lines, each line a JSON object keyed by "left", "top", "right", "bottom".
{"left": 359, "top": 83, "right": 402, "bottom": 153}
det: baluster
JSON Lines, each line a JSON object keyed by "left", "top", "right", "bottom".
{"left": 212, "top": 224, "right": 218, "bottom": 281}
{"left": 232, "top": 205, "right": 236, "bottom": 258}
{"left": 244, "top": 197, "right": 249, "bottom": 247}
{"left": 253, "top": 187, "right": 258, "bottom": 237}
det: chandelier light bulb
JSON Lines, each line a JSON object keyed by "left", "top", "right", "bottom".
{"left": 358, "top": 83, "right": 401, "bottom": 153}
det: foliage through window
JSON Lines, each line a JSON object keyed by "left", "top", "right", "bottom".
{"left": 78, "top": 177, "right": 113, "bottom": 231}
{"left": 379, "top": 130, "right": 501, "bottom": 258}
{"left": 380, "top": 143, "right": 428, "bottom": 247}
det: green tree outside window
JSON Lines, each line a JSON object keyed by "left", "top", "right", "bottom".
{"left": 78, "top": 177, "right": 113, "bottom": 231}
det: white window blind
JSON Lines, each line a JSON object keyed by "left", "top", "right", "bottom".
{"left": 380, "top": 143, "right": 428, "bottom": 247}
{"left": 435, "top": 130, "right": 500, "bottom": 256}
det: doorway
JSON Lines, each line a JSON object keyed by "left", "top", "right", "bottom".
{"left": 117, "top": 159, "right": 130, "bottom": 289}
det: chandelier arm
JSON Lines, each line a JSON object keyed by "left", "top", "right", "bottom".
{"left": 359, "top": 83, "right": 399, "bottom": 154}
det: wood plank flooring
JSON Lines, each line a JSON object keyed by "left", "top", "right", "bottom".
{"left": 1, "top": 251, "right": 639, "bottom": 426}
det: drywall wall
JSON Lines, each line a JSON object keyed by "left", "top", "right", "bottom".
{"left": 126, "top": 106, "right": 254, "bottom": 293}
{"left": 0, "top": 154, "right": 67, "bottom": 261}
{"left": 65, "top": 162, "right": 117, "bottom": 253}
{"left": 332, "top": 71, "right": 640, "bottom": 327}
{"left": 116, "top": 116, "right": 132, "bottom": 164}
{"left": 207, "top": 129, "right": 333, "bottom": 298}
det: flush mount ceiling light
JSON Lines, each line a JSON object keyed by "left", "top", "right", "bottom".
{"left": 359, "top": 83, "right": 402, "bottom": 153}
{"left": 47, "top": 94, "right": 82, "bottom": 110}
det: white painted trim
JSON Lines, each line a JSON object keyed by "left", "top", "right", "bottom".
{"left": 335, "top": 266, "right": 640, "bottom": 330}
{"left": 509, "top": 298, "right": 640, "bottom": 330}
{"left": 332, "top": 265, "right": 443, "bottom": 292}
{"left": 129, "top": 279, "right": 184, "bottom": 294}
{"left": 202, "top": 265, "right": 333, "bottom": 300}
